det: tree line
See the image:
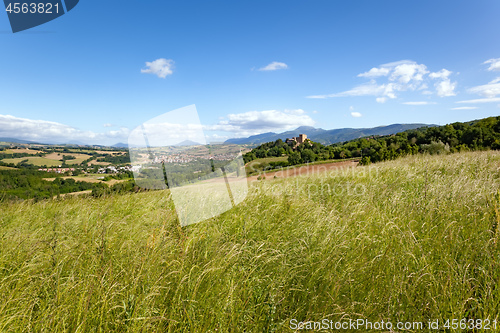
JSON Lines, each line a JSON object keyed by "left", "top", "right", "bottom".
{"left": 243, "top": 116, "right": 500, "bottom": 169}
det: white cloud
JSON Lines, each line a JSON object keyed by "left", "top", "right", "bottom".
{"left": 306, "top": 95, "right": 328, "bottom": 99}
{"left": 456, "top": 97, "right": 500, "bottom": 104}
{"left": 130, "top": 122, "right": 206, "bottom": 147}
{"left": 380, "top": 60, "right": 416, "bottom": 67}
{"left": 402, "top": 101, "right": 436, "bottom": 105}
{"left": 141, "top": 58, "right": 174, "bottom": 78}
{"left": 484, "top": 58, "right": 500, "bottom": 71}
{"left": 435, "top": 79, "right": 457, "bottom": 97}
{"left": 284, "top": 108, "right": 306, "bottom": 115}
{"left": 206, "top": 109, "right": 315, "bottom": 136}
{"left": 428, "top": 69, "right": 456, "bottom": 97}
{"left": 0, "top": 114, "right": 130, "bottom": 145}
{"left": 358, "top": 67, "right": 391, "bottom": 78}
{"left": 350, "top": 112, "right": 362, "bottom": 118}
{"left": 307, "top": 81, "right": 396, "bottom": 99}
{"left": 390, "top": 63, "right": 428, "bottom": 84}
{"left": 451, "top": 106, "right": 478, "bottom": 110}
{"left": 103, "top": 123, "right": 113, "bottom": 128}
{"left": 429, "top": 69, "right": 452, "bottom": 79}
{"left": 259, "top": 62, "right": 288, "bottom": 71}
{"left": 307, "top": 60, "right": 454, "bottom": 102}
{"left": 468, "top": 82, "right": 500, "bottom": 98}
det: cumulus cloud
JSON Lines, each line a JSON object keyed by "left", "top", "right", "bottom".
{"left": 402, "top": 101, "right": 437, "bottom": 105}
{"left": 484, "top": 58, "right": 500, "bottom": 72}
{"left": 428, "top": 69, "right": 457, "bottom": 97}
{"left": 358, "top": 67, "right": 391, "bottom": 78}
{"left": 429, "top": 69, "right": 452, "bottom": 79}
{"left": 390, "top": 62, "right": 428, "bottom": 84}
{"left": 259, "top": 62, "right": 288, "bottom": 71}
{"left": 206, "top": 109, "right": 315, "bottom": 136}
{"left": 308, "top": 60, "right": 455, "bottom": 101}
{"left": 435, "top": 79, "right": 457, "bottom": 97}
{"left": 0, "top": 114, "right": 130, "bottom": 145}
{"left": 141, "top": 58, "right": 174, "bottom": 78}
{"left": 130, "top": 122, "right": 206, "bottom": 147}
{"left": 350, "top": 112, "right": 362, "bottom": 118}
{"left": 457, "top": 61, "right": 500, "bottom": 103}
{"left": 451, "top": 106, "right": 478, "bottom": 110}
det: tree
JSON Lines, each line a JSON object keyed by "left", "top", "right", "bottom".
{"left": 300, "top": 150, "right": 316, "bottom": 163}
{"left": 288, "top": 152, "right": 301, "bottom": 165}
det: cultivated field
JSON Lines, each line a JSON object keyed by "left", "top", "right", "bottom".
{"left": 43, "top": 176, "right": 130, "bottom": 186}
{"left": 2, "top": 156, "right": 63, "bottom": 167}
{"left": 0, "top": 151, "right": 499, "bottom": 332}
{"left": 0, "top": 148, "right": 40, "bottom": 155}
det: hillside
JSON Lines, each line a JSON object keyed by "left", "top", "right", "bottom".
{"left": 243, "top": 116, "right": 500, "bottom": 171}
{"left": 0, "top": 151, "right": 499, "bottom": 331}
{"left": 225, "top": 123, "right": 432, "bottom": 145}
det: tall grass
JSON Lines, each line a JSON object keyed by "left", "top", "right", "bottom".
{"left": 0, "top": 151, "right": 499, "bottom": 332}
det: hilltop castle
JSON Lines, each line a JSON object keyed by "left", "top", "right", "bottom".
{"left": 286, "top": 134, "right": 308, "bottom": 148}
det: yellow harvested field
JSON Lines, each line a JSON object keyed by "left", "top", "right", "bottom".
{"left": 54, "top": 190, "right": 92, "bottom": 198}
{"left": 95, "top": 151, "right": 125, "bottom": 155}
{"left": 43, "top": 176, "right": 129, "bottom": 185}
{"left": 3, "top": 157, "right": 61, "bottom": 167}
{"left": 88, "top": 160, "right": 111, "bottom": 166}
{"left": 44, "top": 176, "right": 102, "bottom": 183}
{"left": 0, "top": 149, "right": 40, "bottom": 155}
{"left": 42, "top": 153, "right": 92, "bottom": 165}
{"left": 44, "top": 153, "right": 63, "bottom": 160}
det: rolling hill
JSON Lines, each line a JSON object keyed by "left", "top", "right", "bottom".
{"left": 225, "top": 123, "right": 434, "bottom": 146}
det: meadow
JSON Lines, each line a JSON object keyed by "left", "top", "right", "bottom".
{"left": 0, "top": 151, "right": 499, "bottom": 332}
{"left": 2, "top": 156, "right": 63, "bottom": 167}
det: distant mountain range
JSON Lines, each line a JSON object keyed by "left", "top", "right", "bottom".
{"left": 225, "top": 123, "right": 435, "bottom": 146}
{"left": 1, "top": 123, "right": 435, "bottom": 148}
{"left": 0, "top": 137, "right": 39, "bottom": 144}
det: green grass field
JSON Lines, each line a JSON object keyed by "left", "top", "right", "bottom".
{"left": 0, "top": 165, "right": 16, "bottom": 170}
{"left": 0, "top": 151, "right": 499, "bottom": 331}
{"left": 246, "top": 156, "right": 288, "bottom": 174}
{"left": 2, "top": 156, "right": 62, "bottom": 167}
{"left": 247, "top": 156, "right": 289, "bottom": 165}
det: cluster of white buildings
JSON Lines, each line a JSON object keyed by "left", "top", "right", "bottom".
{"left": 153, "top": 154, "right": 194, "bottom": 164}
{"left": 152, "top": 153, "right": 237, "bottom": 164}
{"left": 38, "top": 168, "right": 75, "bottom": 173}
{"left": 94, "top": 165, "right": 133, "bottom": 174}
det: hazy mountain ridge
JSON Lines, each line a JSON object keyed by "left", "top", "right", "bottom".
{"left": 225, "top": 123, "right": 434, "bottom": 146}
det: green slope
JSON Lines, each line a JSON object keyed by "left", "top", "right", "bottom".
{"left": 0, "top": 151, "right": 499, "bottom": 331}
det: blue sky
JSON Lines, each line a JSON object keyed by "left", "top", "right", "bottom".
{"left": 1, "top": 0, "right": 500, "bottom": 145}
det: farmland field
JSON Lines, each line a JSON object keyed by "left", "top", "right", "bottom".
{"left": 3, "top": 153, "right": 92, "bottom": 166}
{"left": 0, "top": 166, "right": 16, "bottom": 170}
{"left": 0, "top": 151, "right": 499, "bottom": 331}
{"left": 44, "top": 176, "right": 131, "bottom": 186}
{"left": 0, "top": 149, "right": 40, "bottom": 155}
{"left": 2, "top": 156, "right": 62, "bottom": 167}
